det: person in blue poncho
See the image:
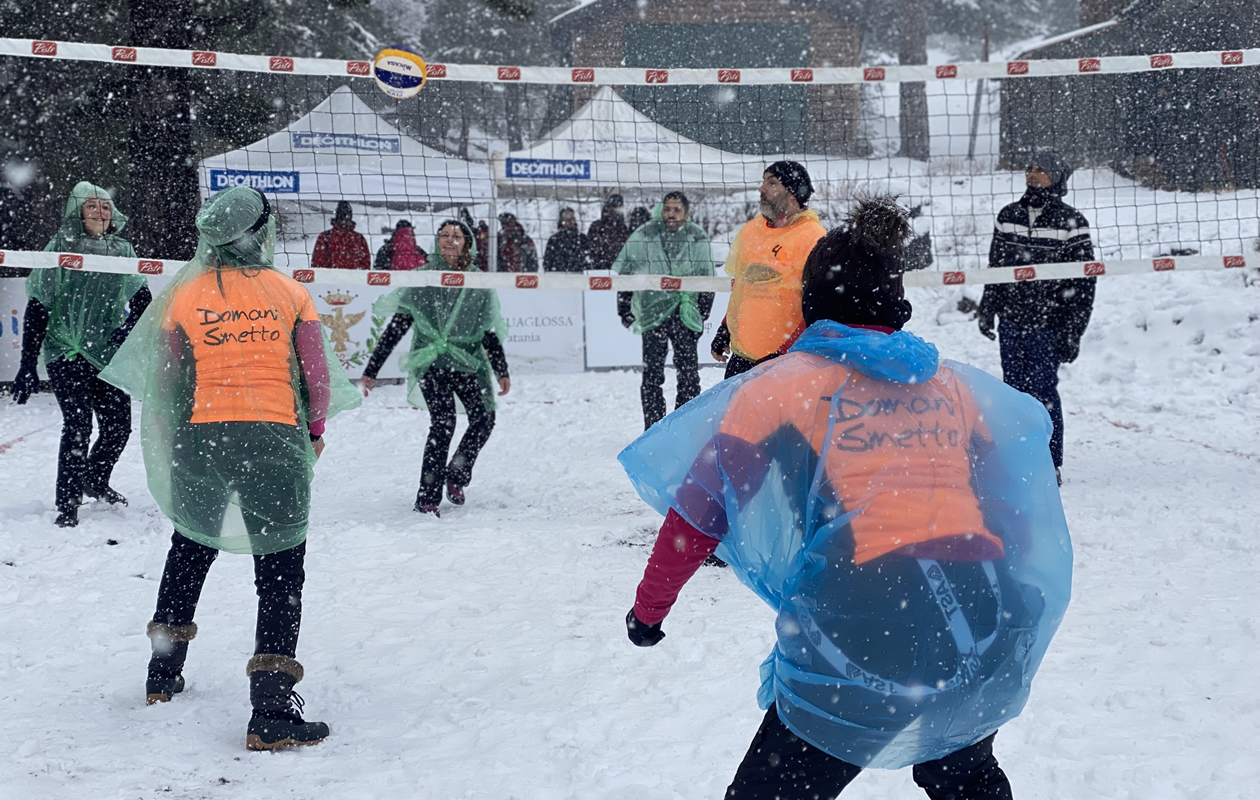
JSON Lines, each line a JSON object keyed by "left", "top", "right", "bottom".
{"left": 619, "top": 196, "right": 1073, "bottom": 799}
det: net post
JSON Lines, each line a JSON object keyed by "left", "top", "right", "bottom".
{"left": 488, "top": 151, "right": 504, "bottom": 273}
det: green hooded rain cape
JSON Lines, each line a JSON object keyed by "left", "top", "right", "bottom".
{"left": 611, "top": 202, "right": 714, "bottom": 335}
{"left": 371, "top": 220, "right": 508, "bottom": 410}
{"left": 26, "top": 181, "right": 147, "bottom": 368}
{"left": 100, "top": 186, "right": 361, "bottom": 555}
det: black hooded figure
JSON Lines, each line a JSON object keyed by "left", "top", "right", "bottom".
{"left": 977, "top": 148, "right": 1096, "bottom": 477}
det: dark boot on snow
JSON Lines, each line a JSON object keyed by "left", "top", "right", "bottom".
{"left": 85, "top": 482, "right": 128, "bottom": 505}
{"left": 446, "top": 482, "right": 465, "bottom": 506}
{"left": 54, "top": 507, "right": 79, "bottom": 528}
{"left": 146, "top": 621, "right": 197, "bottom": 705}
{"left": 246, "top": 655, "right": 329, "bottom": 751}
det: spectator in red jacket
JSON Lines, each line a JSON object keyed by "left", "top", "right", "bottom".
{"left": 312, "top": 201, "right": 371, "bottom": 270}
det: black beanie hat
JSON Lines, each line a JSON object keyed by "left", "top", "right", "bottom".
{"left": 334, "top": 200, "right": 353, "bottom": 222}
{"left": 1028, "top": 148, "right": 1073, "bottom": 197}
{"left": 801, "top": 195, "right": 914, "bottom": 330}
{"left": 764, "top": 160, "right": 814, "bottom": 208}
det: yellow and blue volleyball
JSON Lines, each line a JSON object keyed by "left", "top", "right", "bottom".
{"left": 373, "top": 47, "right": 427, "bottom": 99}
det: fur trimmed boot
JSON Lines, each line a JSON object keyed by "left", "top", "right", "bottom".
{"left": 146, "top": 621, "right": 197, "bottom": 705}
{"left": 245, "top": 655, "right": 330, "bottom": 751}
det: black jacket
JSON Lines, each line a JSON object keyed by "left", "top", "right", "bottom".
{"left": 978, "top": 196, "right": 1096, "bottom": 343}
{"left": 362, "top": 314, "right": 509, "bottom": 382}
{"left": 543, "top": 228, "right": 594, "bottom": 273}
{"left": 587, "top": 215, "right": 630, "bottom": 272}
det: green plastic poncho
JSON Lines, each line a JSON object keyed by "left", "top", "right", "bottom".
{"left": 26, "top": 181, "right": 147, "bottom": 368}
{"left": 372, "top": 221, "right": 508, "bottom": 411}
{"left": 611, "top": 205, "right": 714, "bottom": 335}
{"left": 100, "top": 186, "right": 361, "bottom": 555}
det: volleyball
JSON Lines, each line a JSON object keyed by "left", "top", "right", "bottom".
{"left": 373, "top": 47, "right": 427, "bottom": 99}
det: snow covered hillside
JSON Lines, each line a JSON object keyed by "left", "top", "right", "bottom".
{"left": 1, "top": 268, "right": 1257, "bottom": 799}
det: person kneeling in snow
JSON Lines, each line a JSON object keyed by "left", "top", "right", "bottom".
{"left": 619, "top": 196, "right": 1073, "bottom": 798}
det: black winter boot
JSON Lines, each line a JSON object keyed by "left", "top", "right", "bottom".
{"left": 145, "top": 621, "right": 197, "bottom": 705}
{"left": 85, "top": 482, "right": 128, "bottom": 505}
{"left": 246, "top": 655, "right": 329, "bottom": 751}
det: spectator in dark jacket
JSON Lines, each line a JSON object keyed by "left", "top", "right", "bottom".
{"left": 628, "top": 206, "right": 651, "bottom": 233}
{"left": 312, "top": 201, "right": 371, "bottom": 270}
{"left": 497, "top": 213, "right": 539, "bottom": 273}
{"left": 587, "top": 193, "right": 630, "bottom": 271}
{"left": 978, "top": 148, "right": 1096, "bottom": 478}
{"left": 374, "top": 220, "right": 428, "bottom": 271}
{"left": 543, "top": 208, "right": 594, "bottom": 273}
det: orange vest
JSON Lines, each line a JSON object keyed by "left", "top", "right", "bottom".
{"left": 723, "top": 210, "right": 826, "bottom": 360}
{"left": 718, "top": 354, "right": 1003, "bottom": 565}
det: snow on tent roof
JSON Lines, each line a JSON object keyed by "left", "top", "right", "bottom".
{"left": 198, "top": 85, "right": 493, "bottom": 204}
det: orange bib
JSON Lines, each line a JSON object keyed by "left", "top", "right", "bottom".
{"left": 723, "top": 210, "right": 826, "bottom": 360}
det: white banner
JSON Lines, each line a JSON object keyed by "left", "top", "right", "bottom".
{"left": 583, "top": 288, "right": 730, "bottom": 370}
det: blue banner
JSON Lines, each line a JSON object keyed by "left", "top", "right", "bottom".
{"left": 506, "top": 158, "right": 592, "bottom": 180}
{"left": 208, "top": 170, "right": 300, "bottom": 194}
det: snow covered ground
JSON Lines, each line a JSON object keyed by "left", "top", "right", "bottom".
{"left": 1, "top": 268, "right": 1257, "bottom": 799}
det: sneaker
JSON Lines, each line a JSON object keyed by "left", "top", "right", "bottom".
{"left": 146, "top": 673, "right": 185, "bottom": 705}
{"left": 1056, "top": 467, "right": 1063, "bottom": 487}
{"left": 54, "top": 508, "right": 78, "bottom": 528}
{"left": 246, "top": 693, "right": 330, "bottom": 751}
{"left": 703, "top": 554, "right": 729, "bottom": 568}
{"left": 446, "top": 482, "right": 466, "bottom": 506}
{"left": 86, "top": 484, "right": 128, "bottom": 505}
{"left": 414, "top": 503, "right": 441, "bottom": 518}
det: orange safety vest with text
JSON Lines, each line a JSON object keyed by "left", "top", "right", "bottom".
{"left": 723, "top": 210, "right": 826, "bottom": 360}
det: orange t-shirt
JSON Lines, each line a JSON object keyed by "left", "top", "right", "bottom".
{"left": 163, "top": 268, "right": 318, "bottom": 426}
{"left": 723, "top": 210, "right": 826, "bottom": 360}
{"left": 718, "top": 353, "right": 1002, "bottom": 565}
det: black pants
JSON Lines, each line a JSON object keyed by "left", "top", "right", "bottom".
{"left": 724, "top": 351, "right": 778, "bottom": 380}
{"left": 47, "top": 356, "right": 132, "bottom": 513}
{"left": 153, "top": 531, "right": 306, "bottom": 657}
{"left": 641, "top": 311, "right": 702, "bottom": 429}
{"left": 727, "top": 705, "right": 1013, "bottom": 800}
{"left": 998, "top": 322, "right": 1064, "bottom": 467}
{"left": 419, "top": 368, "right": 496, "bottom": 505}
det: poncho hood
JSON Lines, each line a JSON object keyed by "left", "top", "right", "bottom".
{"left": 789, "top": 320, "right": 939, "bottom": 384}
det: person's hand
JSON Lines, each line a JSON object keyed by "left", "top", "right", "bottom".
{"left": 360, "top": 376, "right": 374, "bottom": 397}
{"left": 311, "top": 436, "right": 325, "bottom": 460}
{"left": 498, "top": 376, "right": 511, "bottom": 396}
{"left": 977, "top": 316, "right": 996, "bottom": 341}
{"left": 619, "top": 311, "right": 635, "bottom": 330}
{"left": 711, "top": 321, "right": 731, "bottom": 362}
{"left": 12, "top": 363, "right": 39, "bottom": 404}
{"left": 626, "top": 609, "right": 665, "bottom": 647}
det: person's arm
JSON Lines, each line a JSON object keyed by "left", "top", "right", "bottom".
{"left": 311, "top": 232, "right": 331, "bottom": 270}
{"left": 697, "top": 292, "right": 715, "bottom": 320}
{"left": 632, "top": 509, "right": 720, "bottom": 627}
{"left": 616, "top": 292, "right": 634, "bottom": 329}
{"left": 481, "top": 330, "right": 509, "bottom": 380}
{"left": 362, "top": 313, "right": 412, "bottom": 380}
{"left": 353, "top": 233, "right": 372, "bottom": 271}
{"left": 374, "top": 242, "right": 392, "bottom": 271}
{"left": 294, "top": 320, "right": 331, "bottom": 438}
{"left": 1055, "top": 222, "right": 1097, "bottom": 360}
{"left": 543, "top": 236, "right": 558, "bottom": 273}
{"left": 12, "top": 298, "right": 48, "bottom": 403}
{"left": 524, "top": 239, "right": 540, "bottom": 273}
{"left": 108, "top": 285, "right": 153, "bottom": 346}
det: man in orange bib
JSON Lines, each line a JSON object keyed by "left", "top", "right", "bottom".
{"left": 712, "top": 161, "right": 826, "bottom": 378}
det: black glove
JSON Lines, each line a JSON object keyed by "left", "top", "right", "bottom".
{"left": 626, "top": 609, "right": 665, "bottom": 647}
{"left": 12, "top": 362, "right": 39, "bottom": 404}
{"left": 711, "top": 320, "right": 731, "bottom": 359}
{"left": 1057, "top": 332, "right": 1081, "bottom": 364}
{"left": 977, "top": 315, "right": 996, "bottom": 341}
{"left": 620, "top": 311, "right": 635, "bottom": 330}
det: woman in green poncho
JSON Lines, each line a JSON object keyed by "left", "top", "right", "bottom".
{"left": 612, "top": 191, "right": 715, "bottom": 430}
{"left": 361, "top": 219, "right": 510, "bottom": 516}
{"left": 12, "top": 181, "right": 152, "bottom": 528}
{"left": 100, "top": 186, "right": 361, "bottom": 750}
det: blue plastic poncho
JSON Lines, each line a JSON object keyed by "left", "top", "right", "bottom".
{"left": 619, "top": 321, "right": 1072, "bottom": 769}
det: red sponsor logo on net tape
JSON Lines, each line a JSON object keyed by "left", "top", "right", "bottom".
{"left": 571, "top": 68, "right": 595, "bottom": 83}
{"left": 59, "top": 254, "right": 84, "bottom": 270}
{"left": 426, "top": 63, "right": 447, "bottom": 78}
{"left": 0, "top": 251, "right": 6, "bottom": 265}
{"left": 589, "top": 276, "right": 613, "bottom": 291}
{"left": 942, "top": 272, "right": 966, "bottom": 285}
{"left": 497, "top": 66, "right": 521, "bottom": 81}
{"left": 1153, "top": 258, "right": 1176, "bottom": 271}
{"left": 1150, "top": 54, "right": 1173, "bottom": 69}
{"left": 515, "top": 274, "right": 539, "bottom": 289}
{"left": 32, "top": 41, "right": 58, "bottom": 57}
{"left": 1083, "top": 262, "right": 1106, "bottom": 276}
{"left": 269, "top": 57, "right": 294, "bottom": 72}
{"left": 367, "top": 271, "right": 392, "bottom": 286}
{"left": 1223, "top": 255, "right": 1245, "bottom": 268}
{"left": 192, "top": 51, "right": 217, "bottom": 67}
{"left": 935, "top": 65, "right": 958, "bottom": 79}
{"left": 1222, "top": 51, "right": 1244, "bottom": 66}
{"left": 440, "top": 272, "right": 465, "bottom": 287}
{"left": 112, "top": 47, "right": 137, "bottom": 63}
{"left": 863, "top": 67, "right": 885, "bottom": 81}
{"left": 645, "top": 69, "right": 669, "bottom": 84}
{"left": 292, "top": 269, "right": 314, "bottom": 283}
{"left": 138, "top": 260, "right": 164, "bottom": 275}
{"left": 346, "top": 61, "right": 370, "bottom": 76}
{"left": 1078, "top": 58, "right": 1101, "bottom": 73}
{"left": 660, "top": 276, "right": 682, "bottom": 291}
{"left": 1007, "top": 61, "right": 1030, "bottom": 75}
{"left": 718, "top": 69, "right": 741, "bottom": 83}
{"left": 1013, "top": 267, "right": 1037, "bottom": 281}
{"left": 791, "top": 68, "right": 814, "bottom": 83}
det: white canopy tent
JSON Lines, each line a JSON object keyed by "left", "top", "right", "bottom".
{"left": 198, "top": 85, "right": 494, "bottom": 206}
